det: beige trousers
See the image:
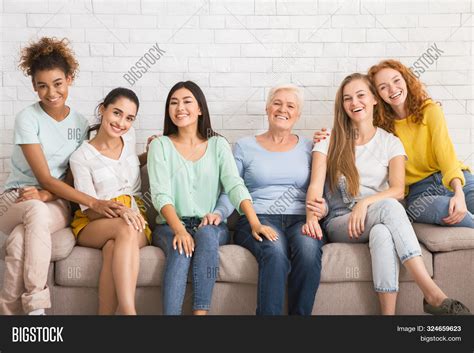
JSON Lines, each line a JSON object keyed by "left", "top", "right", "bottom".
{"left": 0, "top": 190, "right": 70, "bottom": 314}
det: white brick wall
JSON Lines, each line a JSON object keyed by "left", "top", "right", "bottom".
{"left": 0, "top": 0, "right": 473, "bottom": 187}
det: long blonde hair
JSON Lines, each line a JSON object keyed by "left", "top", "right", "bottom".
{"left": 327, "top": 73, "right": 385, "bottom": 197}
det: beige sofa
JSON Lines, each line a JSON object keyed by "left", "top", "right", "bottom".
{"left": 1, "top": 168, "right": 473, "bottom": 315}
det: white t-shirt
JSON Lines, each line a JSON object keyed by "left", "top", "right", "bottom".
{"left": 69, "top": 127, "right": 142, "bottom": 211}
{"left": 312, "top": 128, "right": 407, "bottom": 200}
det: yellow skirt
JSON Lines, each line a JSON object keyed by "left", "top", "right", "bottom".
{"left": 71, "top": 195, "right": 152, "bottom": 244}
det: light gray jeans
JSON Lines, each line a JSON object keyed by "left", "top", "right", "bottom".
{"left": 326, "top": 198, "right": 422, "bottom": 292}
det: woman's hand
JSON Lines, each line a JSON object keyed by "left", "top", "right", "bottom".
{"left": 146, "top": 134, "right": 160, "bottom": 152}
{"left": 117, "top": 207, "right": 147, "bottom": 232}
{"left": 15, "top": 187, "right": 57, "bottom": 203}
{"left": 250, "top": 223, "right": 278, "bottom": 242}
{"left": 199, "top": 213, "right": 222, "bottom": 227}
{"left": 302, "top": 217, "right": 323, "bottom": 240}
{"left": 306, "top": 197, "right": 328, "bottom": 220}
{"left": 443, "top": 192, "right": 468, "bottom": 225}
{"left": 90, "top": 199, "right": 126, "bottom": 218}
{"left": 173, "top": 228, "right": 195, "bottom": 258}
{"left": 348, "top": 200, "right": 368, "bottom": 239}
{"left": 313, "top": 128, "right": 330, "bottom": 144}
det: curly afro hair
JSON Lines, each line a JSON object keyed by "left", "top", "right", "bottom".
{"left": 18, "top": 37, "right": 79, "bottom": 81}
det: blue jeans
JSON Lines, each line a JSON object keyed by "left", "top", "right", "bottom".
{"left": 234, "top": 214, "right": 324, "bottom": 315}
{"left": 152, "top": 218, "right": 230, "bottom": 315}
{"left": 406, "top": 170, "right": 474, "bottom": 228}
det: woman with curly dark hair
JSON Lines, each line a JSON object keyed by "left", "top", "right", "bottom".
{"left": 0, "top": 37, "right": 124, "bottom": 315}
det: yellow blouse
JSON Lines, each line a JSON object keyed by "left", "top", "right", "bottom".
{"left": 394, "top": 99, "right": 470, "bottom": 194}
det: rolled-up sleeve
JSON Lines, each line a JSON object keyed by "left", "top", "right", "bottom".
{"left": 147, "top": 138, "right": 174, "bottom": 215}
{"left": 217, "top": 138, "right": 251, "bottom": 215}
{"left": 69, "top": 151, "right": 97, "bottom": 211}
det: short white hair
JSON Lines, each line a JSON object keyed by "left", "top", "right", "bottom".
{"left": 266, "top": 84, "right": 304, "bottom": 113}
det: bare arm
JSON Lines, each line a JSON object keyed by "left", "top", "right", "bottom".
{"left": 358, "top": 155, "right": 406, "bottom": 206}
{"left": 302, "top": 152, "right": 327, "bottom": 239}
{"left": 239, "top": 199, "right": 278, "bottom": 242}
{"left": 443, "top": 177, "right": 468, "bottom": 225}
{"left": 20, "top": 144, "right": 123, "bottom": 217}
{"left": 306, "top": 152, "right": 328, "bottom": 219}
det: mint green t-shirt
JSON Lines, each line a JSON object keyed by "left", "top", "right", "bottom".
{"left": 4, "top": 102, "right": 89, "bottom": 190}
{"left": 147, "top": 135, "right": 252, "bottom": 225}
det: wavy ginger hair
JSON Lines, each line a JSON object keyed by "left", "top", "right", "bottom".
{"left": 367, "top": 59, "right": 429, "bottom": 134}
{"left": 327, "top": 73, "right": 385, "bottom": 197}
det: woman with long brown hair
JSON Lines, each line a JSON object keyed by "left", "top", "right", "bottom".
{"left": 305, "top": 73, "right": 470, "bottom": 315}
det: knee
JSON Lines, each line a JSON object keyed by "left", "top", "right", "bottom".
{"left": 375, "top": 198, "right": 406, "bottom": 217}
{"left": 376, "top": 198, "right": 403, "bottom": 211}
{"left": 22, "top": 199, "right": 49, "bottom": 224}
{"left": 194, "top": 226, "right": 220, "bottom": 248}
{"left": 369, "top": 224, "right": 392, "bottom": 249}
{"left": 115, "top": 224, "right": 141, "bottom": 245}
{"left": 294, "top": 236, "right": 323, "bottom": 262}
{"left": 260, "top": 243, "right": 289, "bottom": 268}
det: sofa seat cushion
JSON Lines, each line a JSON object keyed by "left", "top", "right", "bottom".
{"left": 219, "top": 243, "right": 433, "bottom": 283}
{"left": 56, "top": 245, "right": 250, "bottom": 287}
{"left": 55, "top": 241, "right": 433, "bottom": 287}
{"left": 56, "top": 245, "right": 166, "bottom": 287}
{"left": 0, "top": 227, "right": 75, "bottom": 262}
{"left": 320, "top": 243, "right": 433, "bottom": 282}
{"left": 413, "top": 223, "right": 474, "bottom": 252}
{"left": 51, "top": 228, "right": 76, "bottom": 261}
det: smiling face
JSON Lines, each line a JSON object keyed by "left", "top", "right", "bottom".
{"left": 373, "top": 67, "right": 408, "bottom": 110}
{"left": 98, "top": 97, "right": 138, "bottom": 138}
{"left": 266, "top": 89, "right": 300, "bottom": 131}
{"left": 168, "top": 88, "right": 202, "bottom": 131}
{"left": 342, "top": 79, "right": 377, "bottom": 124}
{"left": 33, "top": 68, "right": 72, "bottom": 110}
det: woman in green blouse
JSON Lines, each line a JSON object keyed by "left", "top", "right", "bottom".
{"left": 147, "top": 81, "right": 276, "bottom": 315}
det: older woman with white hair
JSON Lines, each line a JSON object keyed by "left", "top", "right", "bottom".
{"left": 210, "top": 84, "right": 325, "bottom": 315}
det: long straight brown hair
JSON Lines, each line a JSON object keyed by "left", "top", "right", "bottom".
{"left": 326, "top": 73, "right": 385, "bottom": 197}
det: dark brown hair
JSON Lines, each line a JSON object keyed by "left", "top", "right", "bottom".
{"left": 164, "top": 81, "right": 218, "bottom": 139}
{"left": 19, "top": 37, "right": 79, "bottom": 80}
{"left": 88, "top": 87, "right": 140, "bottom": 138}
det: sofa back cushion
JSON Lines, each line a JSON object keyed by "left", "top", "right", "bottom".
{"left": 140, "top": 166, "right": 158, "bottom": 230}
